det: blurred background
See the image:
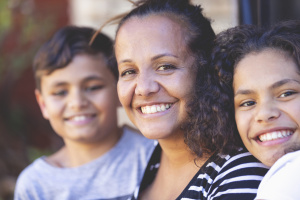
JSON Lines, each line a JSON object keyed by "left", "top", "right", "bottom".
{"left": 0, "top": 0, "right": 300, "bottom": 199}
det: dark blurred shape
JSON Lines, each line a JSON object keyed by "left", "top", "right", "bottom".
{"left": 238, "top": 0, "right": 300, "bottom": 27}
{"left": 0, "top": 0, "right": 68, "bottom": 199}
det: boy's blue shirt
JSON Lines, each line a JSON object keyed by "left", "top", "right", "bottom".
{"left": 14, "top": 126, "right": 156, "bottom": 200}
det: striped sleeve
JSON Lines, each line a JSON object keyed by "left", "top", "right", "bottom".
{"left": 206, "top": 151, "right": 269, "bottom": 200}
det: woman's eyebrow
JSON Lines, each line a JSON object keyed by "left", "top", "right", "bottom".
{"left": 151, "top": 53, "right": 178, "bottom": 61}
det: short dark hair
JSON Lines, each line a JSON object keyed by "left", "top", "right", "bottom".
{"left": 211, "top": 20, "right": 300, "bottom": 152}
{"left": 33, "top": 26, "right": 117, "bottom": 91}
{"left": 115, "top": 0, "right": 243, "bottom": 157}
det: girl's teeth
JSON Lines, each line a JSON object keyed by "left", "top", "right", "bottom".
{"left": 259, "top": 130, "right": 293, "bottom": 142}
{"left": 141, "top": 104, "right": 171, "bottom": 114}
{"left": 282, "top": 131, "right": 287, "bottom": 137}
{"left": 277, "top": 132, "right": 283, "bottom": 138}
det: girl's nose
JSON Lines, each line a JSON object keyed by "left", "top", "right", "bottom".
{"left": 254, "top": 101, "right": 280, "bottom": 123}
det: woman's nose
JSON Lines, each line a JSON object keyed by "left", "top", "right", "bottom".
{"left": 134, "top": 72, "right": 160, "bottom": 97}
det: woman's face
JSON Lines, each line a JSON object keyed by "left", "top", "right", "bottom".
{"left": 115, "top": 14, "right": 196, "bottom": 140}
{"left": 233, "top": 49, "right": 300, "bottom": 167}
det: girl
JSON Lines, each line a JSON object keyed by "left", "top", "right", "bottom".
{"left": 213, "top": 20, "right": 300, "bottom": 199}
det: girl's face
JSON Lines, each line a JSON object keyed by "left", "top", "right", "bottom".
{"left": 233, "top": 49, "right": 300, "bottom": 167}
{"left": 115, "top": 14, "right": 196, "bottom": 140}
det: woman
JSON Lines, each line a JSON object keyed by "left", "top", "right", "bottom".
{"left": 112, "top": 0, "right": 268, "bottom": 199}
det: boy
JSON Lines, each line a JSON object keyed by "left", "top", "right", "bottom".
{"left": 14, "top": 26, "right": 155, "bottom": 200}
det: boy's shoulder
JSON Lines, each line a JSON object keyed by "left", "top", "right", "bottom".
{"left": 121, "top": 125, "right": 155, "bottom": 144}
{"left": 115, "top": 124, "right": 156, "bottom": 157}
{"left": 14, "top": 157, "right": 49, "bottom": 196}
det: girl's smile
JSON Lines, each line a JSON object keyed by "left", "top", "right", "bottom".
{"left": 233, "top": 48, "right": 300, "bottom": 167}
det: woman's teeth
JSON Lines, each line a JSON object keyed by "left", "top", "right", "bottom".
{"left": 259, "top": 130, "right": 293, "bottom": 142}
{"left": 141, "top": 104, "right": 172, "bottom": 114}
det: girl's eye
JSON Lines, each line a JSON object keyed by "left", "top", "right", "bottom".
{"left": 121, "top": 69, "right": 136, "bottom": 77}
{"left": 157, "top": 64, "right": 176, "bottom": 71}
{"left": 279, "top": 91, "right": 296, "bottom": 98}
{"left": 240, "top": 101, "right": 256, "bottom": 107}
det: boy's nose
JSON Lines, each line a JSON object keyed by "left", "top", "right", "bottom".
{"left": 134, "top": 73, "right": 160, "bottom": 96}
{"left": 68, "top": 90, "right": 88, "bottom": 110}
{"left": 254, "top": 101, "right": 280, "bottom": 123}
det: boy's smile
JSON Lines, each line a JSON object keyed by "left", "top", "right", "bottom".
{"left": 233, "top": 49, "right": 300, "bottom": 167}
{"left": 35, "top": 54, "right": 120, "bottom": 145}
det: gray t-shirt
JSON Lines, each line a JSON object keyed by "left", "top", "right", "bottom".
{"left": 14, "top": 127, "right": 156, "bottom": 200}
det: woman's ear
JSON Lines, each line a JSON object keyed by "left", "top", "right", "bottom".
{"left": 35, "top": 89, "right": 49, "bottom": 120}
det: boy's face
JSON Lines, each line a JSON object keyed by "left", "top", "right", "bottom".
{"left": 36, "top": 54, "right": 120, "bottom": 145}
{"left": 233, "top": 49, "right": 300, "bottom": 167}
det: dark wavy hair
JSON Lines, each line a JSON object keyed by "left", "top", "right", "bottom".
{"left": 33, "top": 26, "right": 117, "bottom": 91}
{"left": 114, "top": 0, "right": 244, "bottom": 157}
{"left": 211, "top": 20, "right": 300, "bottom": 154}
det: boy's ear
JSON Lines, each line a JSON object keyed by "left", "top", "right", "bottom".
{"left": 35, "top": 89, "right": 49, "bottom": 120}
{"left": 117, "top": 98, "right": 122, "bottom": 107}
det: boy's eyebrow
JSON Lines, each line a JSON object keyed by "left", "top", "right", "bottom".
{"left": 270, "top": 78, "right": 300, "bottom": 89}
{"left": 84, "top": 75, "right": 104, "bottom": 81}
{"left": 50, "top": 81, "right": 68, "bottom": 87}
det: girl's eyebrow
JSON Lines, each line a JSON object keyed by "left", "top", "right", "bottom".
{"left": 234, "top": 89, "right": 254, "bottom": 97}
{"left": 270, "top": 79, "right": 300, "bottom": 89}
{"left": 235, "top": 79, "right": 300, "bottom": 97}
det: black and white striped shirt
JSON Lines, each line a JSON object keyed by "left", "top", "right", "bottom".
{"left": 131, "top": 144, "right": 269, "bottom": 200}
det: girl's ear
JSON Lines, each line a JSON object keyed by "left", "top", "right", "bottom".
{"left": 35, "top": 89, "right": 49, "bottom": 120}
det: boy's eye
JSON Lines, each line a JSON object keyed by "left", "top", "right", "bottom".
{"left": 53, "top": 90, "right": 67, "bottom": 96}
{"left": 121, "top": 69, "right": 136, "bottom": 77}
{"left": 86, "top": 85, "right": 104, "bottom": 91}
{"left": 240, "top": 101, "right": 256, "bottom": 107}
{"left": 279, "top": 91, "right": 296, "bottom": 98}
{"left": 157, "top": 64, "right": 176, "bottom": 71}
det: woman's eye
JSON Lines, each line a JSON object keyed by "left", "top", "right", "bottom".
{"left": 157, "top": 64, "right": 176, "bottom": 71}
{"left": 240, "top": 101, "right": 256, "bottom": 107}
{"left": 279, "top": 91, "right": 296, "bottom": 98}
{"left": 121, "top": 69, "right": 136, "bottom": 77}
